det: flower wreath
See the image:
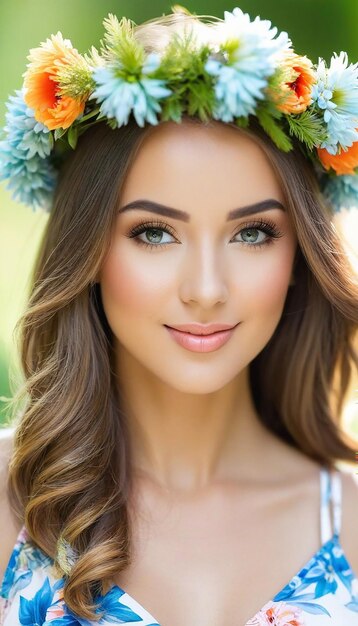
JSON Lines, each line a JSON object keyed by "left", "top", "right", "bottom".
{"left": 0, "top": 5, "right": 357, "bottom": 213}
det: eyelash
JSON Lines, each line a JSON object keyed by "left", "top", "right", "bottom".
{"left": 126, "top": 218, "right": 284, "bottom": 250}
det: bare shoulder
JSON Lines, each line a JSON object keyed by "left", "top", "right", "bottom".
{"left": 340, "top": 468, "right": 358, "bottom": 576}
{"left": 0, "top": 427, "right": 23, "bottom": 581}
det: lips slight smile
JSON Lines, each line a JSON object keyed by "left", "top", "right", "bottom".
{"left": 164, "top": 322, "right": 239, "bottom": 335}
{"left": 164, "top": 323, "right": 240, "bottom": 353}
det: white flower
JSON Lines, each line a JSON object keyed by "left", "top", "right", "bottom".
{"left": 311, "top": 51, "right": 358, "bottom": 154}
{"left": 205, "top": 7, "right": 292, "bottom": 120}
{"left": 220, "top": 7, "right": 291, "bottom": 70}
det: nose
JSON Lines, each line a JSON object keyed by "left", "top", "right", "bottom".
{"left": 179, "top": 238, "right": 229, "bottom": 308}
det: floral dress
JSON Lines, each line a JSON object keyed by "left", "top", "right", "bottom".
{"left": 1, "top": 467, "right": 358, "bottom": 625}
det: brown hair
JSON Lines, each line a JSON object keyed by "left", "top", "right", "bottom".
{"left": 5, "top": 9, "right": 358, "bottom": 622}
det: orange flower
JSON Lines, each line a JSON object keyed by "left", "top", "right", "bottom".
{"left": 23, "top": 32, "right": 86, "bottom": 130}
{"left": 317, "top": 138, "right": 358, "bottom": 175}
{"left": 270, "top": 52, "right": 316, "bottom": 115}
{"left": 246, "top": 600, "right": 305, "bottom": 626}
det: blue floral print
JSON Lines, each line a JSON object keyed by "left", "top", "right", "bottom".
{"left": 1, "top": 468, "right": 358, "bottom": 625}
{"left": 269, "top": 533, "right": 358, "bottom": 617}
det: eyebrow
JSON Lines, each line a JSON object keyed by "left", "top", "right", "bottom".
{"left": 118, "top": 198, "right": 286, "bottom": 221}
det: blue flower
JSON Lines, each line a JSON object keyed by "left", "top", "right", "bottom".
{"left": 205, "top": 60, "right": 267, "bottom": 120}
{"left": 0, "top": 89, "right": 57, "bottom": 211}
{"left": 18, "top": 577, "right": 54, "bottom": 625}
{"left": 205, "top": 7, "right": 291, "bottom": 121}
{"left": 3, "top": 89, "right": 53, "bottom": 159}
{"left": 0, "top": 140, "right": 57, "bottom": 212}
{"left": 90, "top": 52, "right": 172, "bottom": 127}
{"left": 321, "top": 173, "right": 358, "bottom": 213}
{"left": 93, "top": 585, "right": 146, "bottom": 623}
{"left": 43, "top": 582, "right": 159, "bottom": 625}
{"left": 311, "top": 52, "right": 358, "bottom": 154}
{"left": 1, "top": 539, "right": 53, "bottom": 603}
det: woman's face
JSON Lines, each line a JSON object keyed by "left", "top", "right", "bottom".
{"left": 98, "top": 121, "right": 298, "bottom": 393}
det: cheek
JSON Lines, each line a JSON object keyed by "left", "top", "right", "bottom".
{"left": 234, "top": 242, "right": 295, "bottom": 320}
{"left": 98, "top": 244, "right": 174, "bottom": 321}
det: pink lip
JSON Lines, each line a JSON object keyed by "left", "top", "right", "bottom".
{"left": 167, "top": 322, "right": 237, "bottom": 335}
{"left": 165, "top": 323, "right": 239, "bottom": 353}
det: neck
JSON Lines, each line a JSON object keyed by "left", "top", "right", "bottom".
{"left": 116, "top": 348, "right": 283, "bottom": 493}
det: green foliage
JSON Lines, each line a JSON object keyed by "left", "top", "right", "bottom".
{"left": 67, "top": 125, "right": 79, "bottom": 149}
{"left": 256, "top": 102, "right": 293, "bottom": 152}
{"left": 75, "top": 107, "right": 101, "bottom": 124}
{"left": 234, "top": 116, "right": 250, "bottom": 128}
{"left": 106, "top": 117, "right": 119, "bottom": 129}
{"left": 54, "top": 127, "right": 67, "bottom": 140}
{"left": 100, "top": 14, "right": 145, "bottom": 77}
{"left": 161, "top": 96, "right": 183, "bottom": 123}
{"left": 156, "top": 29, "right": 216, "bottom": 121}
{"left": 286, "top": 110, "right": 328, "bottom": 150}
{"left": 53, "top": 123, "right": 79, "bottom": 147}
{"left": 57, "top": 59, "right": 96, "bottom": 101}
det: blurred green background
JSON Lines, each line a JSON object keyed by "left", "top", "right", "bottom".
{"left": 0, "top": 1, "right": 357, "bottom": 436}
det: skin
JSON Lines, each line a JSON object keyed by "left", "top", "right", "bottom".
{"left": 97, "top": 120, "right": 300, "bottom": 493}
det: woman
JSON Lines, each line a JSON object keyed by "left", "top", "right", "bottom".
{"left": 0, "top": 7, "right": 358, "bottom": 626}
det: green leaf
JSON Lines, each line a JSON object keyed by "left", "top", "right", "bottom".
{"left": 256, "top": 107, "right": 293, "bottom": 152}
{"left": 234, "top": 116, "right": 250, "bottom": 129}
{"left": 67, "top": 125, "right": 79, "bottom": 150}
{"left": 286, "top": 110, "right": 327, "bottom": 151}
{"left": 54, "top": 128, "right": 67, "bottom": 141}
{"left": 107, "top": 117, "right": 118, "bottom": 130}
{"left": 186, "top": 80, "right": 215, "bottom": 120}
{"left": 74, "top": 107, "right": 101, "bottom": 125}
{"left": 161, "top": 97, "right": 183, "bottom": 123}
{"left": 48, "top": 132, "right": 55, "bottom": 150}
{"left": 101, "top": 14, "right": 144, "bottom": 75}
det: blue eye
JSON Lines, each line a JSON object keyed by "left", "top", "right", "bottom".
{"left": 235, "top": 224, "right": 276, "bottom": 248}
{"left": 126, "top": 218, "right": 283, "bottom": 250}
{"left": 127, "top": 220, "right": 177, "bottom": 248}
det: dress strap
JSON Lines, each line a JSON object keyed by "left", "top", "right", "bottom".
{"left": 320, "top": 467, "right": 342, "bottom": 544}
{"left": 331, "top": 468, "right": 342, "bottom": 536}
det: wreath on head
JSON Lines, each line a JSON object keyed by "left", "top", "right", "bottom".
{"left": 1, "top": 5, "right": 357, "bottom": 213}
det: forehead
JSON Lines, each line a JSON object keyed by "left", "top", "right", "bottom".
{"left": 120, "top": 120, "right": 286, "bottom": 218}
